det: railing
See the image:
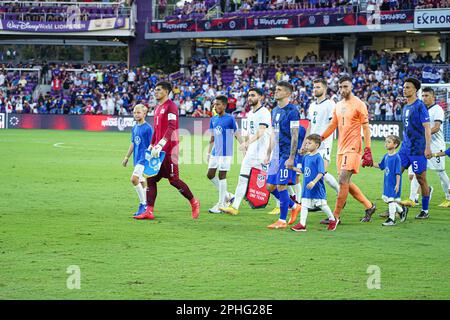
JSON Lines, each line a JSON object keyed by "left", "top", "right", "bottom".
{"left": 1, "top": 67, "right": 41, "bottom": 80}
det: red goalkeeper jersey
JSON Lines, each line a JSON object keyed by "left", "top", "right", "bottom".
{"left": 152, "top": 99, "right": 179, "bottom": 157}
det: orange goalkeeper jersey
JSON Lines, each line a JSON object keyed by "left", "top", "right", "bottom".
{"left": 330, "top": 95, "right": 369, "bottom": 155}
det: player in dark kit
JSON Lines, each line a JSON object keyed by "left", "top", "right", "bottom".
{"left": 134, "top": 81, "right": 200, "bottom": 220}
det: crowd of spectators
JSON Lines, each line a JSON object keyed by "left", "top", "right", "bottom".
{"left": 164, "top": 0, "right": 450, "bottom": 21}
{"left": 1, "top": 49, "right": 449, "bottom": 121}
{"left": 0, "top": 0, "right": 131, "bottom": 22}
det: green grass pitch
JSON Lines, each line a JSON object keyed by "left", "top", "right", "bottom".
{"left": 0, "top": 129, "right": 449, "bottom": 299}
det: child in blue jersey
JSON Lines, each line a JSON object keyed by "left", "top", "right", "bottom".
{"left": 122, "top": 104, "right": 154, "bottom": 217}
{"left": 290, "top": 134, "right": 335, "bottom": 232}
{"left": 206, "top": 95, "right": 242, "bottom": 213}
{"left": 371, "top": 135, "right": 408, "bottom": 226}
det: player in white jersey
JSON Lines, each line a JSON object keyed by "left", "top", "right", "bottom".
{"left": 301, "top": 78, "right": 340, "bottom": 197}
{"left": 220, "top": 88, "right": 272, "bottom": 215}
{"left": 403, "top": 87, "right": 450, "bottom": 207}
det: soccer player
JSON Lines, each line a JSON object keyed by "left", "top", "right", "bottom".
{"left": 321, "top": 75, "right": 377, "bottom": 230}
{"left": 403, "top": 87, "right": 449, "bottom": 207}
{"left": 220, "top": 88, "right": 272, "bottom": 215}
{"left": 301, "top": 78, "right": 340, "bottom": 196}
{"left": 122, "top": 104, "right": 153, "bottom": 217}
{"left": 370, "top": 135, "right": 408, "bottom": 226}
{"left": 134, "top": 81, "right": 200, "bottom": 220}
{"left": 264, "top": 81, "right": 301, "bottom": 229}
{"left": 267, "top": 121, "right": 306, "bottom": 215}
{"left": 397, "top": 78, "right": 433, "bottom": 219}
{"left": 290, "top": 134, "right": 336, "bottom": 232}
{"left": 207, "top": 95, "right": 242, "bottom": 214}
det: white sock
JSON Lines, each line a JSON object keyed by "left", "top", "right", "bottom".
{"left": 288, "top": 185, "right": 295, "bottom": 196}
{"left": 437, "top": 170, "right": 450, "bottom": 200}
{"left": 324, "top": 172, "right": 340, "bottom": 194}
{"left": 134, "top": 184, "right": 146, "bottom": 205}
{"left": 218, "top": 179, "right": 227, "bottom": 206}
{"left": 300, "top": 205, "right": 309, "bottom": 226}
{"left": 388, "top": 202, "right": 396, "bottom": 221}
{"left": 210, "top": 176, "right": 220, "bottom": 190}
{"left": 320, "top": 205, "right": 335, "bottom": 221}
{"left": 293, "top": 183, "right": 302, "bottom": 202}
{"left": 232, "top": 175, "right": 248, "bottom": 209}
{"left": 395, "top": 203, "right": 403, "bottom": 213}
{"left": 410, "top": 176, "right": 420, "bottom": 201}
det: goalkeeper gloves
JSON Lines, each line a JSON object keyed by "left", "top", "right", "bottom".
{"left": 151, "top": 139, "right": 167, "bottom": 158}
{"left": 361, "top": 147, "right": 373, "bottom": 167}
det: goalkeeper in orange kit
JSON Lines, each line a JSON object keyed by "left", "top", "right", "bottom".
{"left": 320, "top": 76, "right": 376, "bottom": 230}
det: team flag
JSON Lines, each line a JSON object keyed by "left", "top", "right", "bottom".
{"left": 143, "top": 151, "right": 166, "bottom": 178}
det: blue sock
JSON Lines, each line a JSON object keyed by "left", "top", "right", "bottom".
{"left": 271, "top": 189, "right": 280, "bottom": 200}
{"left": 271, "top": 189, "right": 295, "bottom": 208}
{"left": 279, "top": 190, "right": 290, "bottom": 221}
{"left": 422, "top": 196, "right": 430, "bottom": 212}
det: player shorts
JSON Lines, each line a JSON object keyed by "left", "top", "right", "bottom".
{"left": 150, "top": 155, "right": 179, "bottom": 181}
{"left": 132, "top": 164, "right": 146, "bottom": 183}
{"left": 336, "top": 153, "right": 362, "bottom": 174}
{"left": 382, "top": 195, "right": 401, "bottom": 203}
{"left": 267, "top": 157, "right": 296, "bottom": 186}
{"left": 240, "top": 154, "right": 264, "bottom": 176}
{"left": 318, "top": 144, "right": 332, "bottom": 162}
{"left": 398, "top": 150, "right": 427, "bottom": 174}
{"left": 428, "top": 152, "right": 446, "bottom": 171}
{"left": 301, "top": 198, "right": 327, "bottom": 209}
{"left": 208, "top": 156, "right": 232, "bottom": 171}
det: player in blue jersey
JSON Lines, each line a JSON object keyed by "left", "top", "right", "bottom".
{"left": 206, "top": 95, "right": 243, "bottom": 213}
{"left": 268, "top": 123, "right": 306, "bottom": 215}
{"left": 398, "top": 78, "right": 433, "bottom": 219}
{"left": 289, "top": 134, "right": 336, "bottom": 232}
{"left": 122, "top": 104, "right": 154, "bottom": 217}
{"left": 264, "top": 81, "right": 301, "bottom": 229}
{"left": 371, "top": 135, "right": 408, "bottom": 226}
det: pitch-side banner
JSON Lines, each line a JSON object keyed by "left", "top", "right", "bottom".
{"left": 0, "top": 17, "right": 127, "bottom": 33}
{"left": 0, "top": 113, "right": 6, "bottom": 129}
{"left": 369, "top": 121, "right": 403, "bottom": 140}
{"left": 414, "top": 9, "right": 450, "bottom": 29}
{"left": 5, "top": 114, "right": 213, "bottom": 133}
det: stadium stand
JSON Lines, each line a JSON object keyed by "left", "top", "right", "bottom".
{"left": 1, "top": 48, "right": 448, "bottom": 119}
{"left": 160, "top": 0, "right": 450, "bottom": 21}
{"left": 0, "top": 0, "right": 131, "bottom": 22}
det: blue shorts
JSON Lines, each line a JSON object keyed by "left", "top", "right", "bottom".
{"left": 267, "top": 157, "right": 297, "bottom": 186}
{"left": 398, "top": 150, "right": 427, "bottom": 174}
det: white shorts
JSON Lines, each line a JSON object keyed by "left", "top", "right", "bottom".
{"left": 427, "top": 155, "right": 445, "bottom": 171}
{"left": 301, "top": 198, "right": 328, "bottom": 209}
{"left": 318, "top": 144, "right": 332, "bottom": 162}
{"left": 240, "top": 154, "right": 264, "bottom": 176}
{"left": 132, "top": 164, "right": 146, "bottom": 183}
{"left": 208, "top": 156, "right": 232, "bottom": 171}
{"left": 382, "top": 195, "right": 401, "bottom": 203}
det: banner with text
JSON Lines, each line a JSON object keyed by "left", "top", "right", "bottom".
{"left": 150, "top": 10, "right": 413, "bottom": 33}
{"left": 414, "top": 8, "right": 450, "bottom": 29}
{"left": 0, "top": 17, "right": 127, "bottom": 33}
